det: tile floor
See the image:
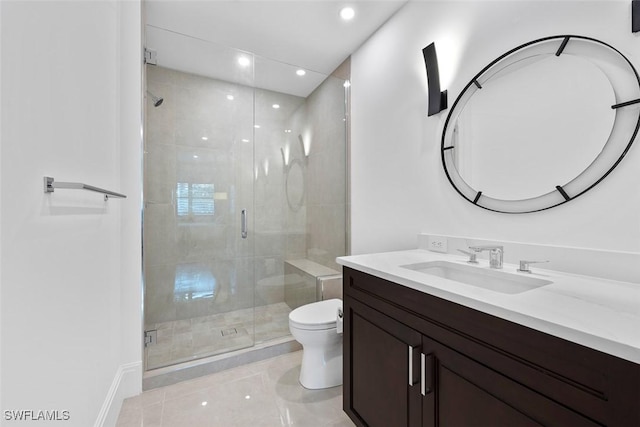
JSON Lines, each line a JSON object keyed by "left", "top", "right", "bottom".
{"left": 117, "top": 350, "right": 355, "bottom": 427}
{"left": 146, "top": 303, "right": 292, "bottom": 370}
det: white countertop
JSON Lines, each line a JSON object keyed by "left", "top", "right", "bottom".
{"left": 337, "top": 250, "right": 640, "bottom": 364}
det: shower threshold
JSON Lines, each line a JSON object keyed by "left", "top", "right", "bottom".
{"left": 143, "top": 334, "right": 300, "bottom": 390}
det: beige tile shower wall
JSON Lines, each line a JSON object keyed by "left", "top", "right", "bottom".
{"left": 253, "top": 88, "right": 306, "bottom": 308}
{"left": 283, "top": 99, "right": 310, "bottom": 262}
{"left": 303, "top": 76, "right": 348, "bottom": 272}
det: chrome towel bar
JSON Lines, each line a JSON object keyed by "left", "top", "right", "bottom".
{"left": 44, "top": 176, "right": 126, "bottom": 201}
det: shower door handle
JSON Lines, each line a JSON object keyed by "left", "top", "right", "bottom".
{"left": 241, "top": 209, "right": 248, "bottom": 239}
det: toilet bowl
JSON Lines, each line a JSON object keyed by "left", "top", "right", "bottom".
{"left": 289, "top": 298, "right": 343, "bottom": 389}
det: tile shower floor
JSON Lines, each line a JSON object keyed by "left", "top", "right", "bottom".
{"left": 117, "top": 350, "right": 355, "bottom": 427}
{"left": 146, "top": 302, "right": 293, "bottom": 370}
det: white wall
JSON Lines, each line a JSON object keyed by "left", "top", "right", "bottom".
{"left": 0, "top": 1, "right": 142, "bottom": 426}
{"left": 351, "top": 1, "right": 640, "bottom": 257}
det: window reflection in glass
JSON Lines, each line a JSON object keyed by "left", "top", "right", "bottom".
{"left": 176, "top": 183, "right": 215, "bottom": 217}
{"left": 173, "top": 264, "right": 217, "bottom": 301}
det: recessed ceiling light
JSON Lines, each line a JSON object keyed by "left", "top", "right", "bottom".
{"left": 238, "top": 56, "right": 251, "bottom": 67}
{"left": 193, "top": 155, "right": 199, "bottom": 159}
{"left": 242, "top": 139, "right": 250, "bottom": 143}
{"left": 201, "top": 136, "right": 208, "bottom": 141}
{"left": 254, "top": 125, "right": 261, "bottom": 129}
{"left": 296, "top": 69, "right": 306, "bottom": 76}
{"left": 340, "top": 7, "right": 355, "bottom": 21}
{"left": 272, "top": 104, "right": 280, "bottom": 109}
{"left": 226, "top": 95, "right": 234, "bottom": 101}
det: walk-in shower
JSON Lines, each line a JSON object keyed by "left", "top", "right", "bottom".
{"left": 142, "top": 26, "right": 348, "bottom": 381}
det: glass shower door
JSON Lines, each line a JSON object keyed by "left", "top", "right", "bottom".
{"left": 143, "top": 28, "right": 256, "bottom": 370}
{"left": 251, "top": 57, "right": 348, "bottom": 345}
{"left": 143, "top": 24, "right": 348, "bottom": 371}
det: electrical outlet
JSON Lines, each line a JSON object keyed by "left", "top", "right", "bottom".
{"left": 427, "top": 235, "right": 448, "bottom": 253}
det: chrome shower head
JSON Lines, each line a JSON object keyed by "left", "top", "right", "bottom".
{"left": 147, "top": 90, "right": 163, "bottom": 107}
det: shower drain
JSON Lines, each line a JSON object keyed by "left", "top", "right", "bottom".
{"left": 221, "top": 328, "right": 238, "bottom": 337}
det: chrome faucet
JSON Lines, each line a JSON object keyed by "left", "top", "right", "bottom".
{"left": 517, "top": 260, "right": 549, "bottom": 273}
{"left": 457, "top": 249, "right": 479, "bottom": 264}
{"left": 468, "top": 245, "right": 504, "bottom": 269}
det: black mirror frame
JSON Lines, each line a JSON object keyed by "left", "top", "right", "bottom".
{"left": 441, "top": 35, "right": 640, "bottom": 214}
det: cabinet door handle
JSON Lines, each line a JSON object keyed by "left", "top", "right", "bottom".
{"left": 408, "top": 345, "right": 420, "bottom": 386}
{"left": 421, "top": 353, "right": 434, "bottom": 396}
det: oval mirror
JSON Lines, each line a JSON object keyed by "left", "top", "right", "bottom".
{"left": 286, "top": 159, "right": 305, "bottom": 211}
{"left": 441, "top": 35, "right": 640, "bottom": 213}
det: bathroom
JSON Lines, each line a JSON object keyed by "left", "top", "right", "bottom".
{"left": 1, "top": 1, "right": 639, "bottom": 426}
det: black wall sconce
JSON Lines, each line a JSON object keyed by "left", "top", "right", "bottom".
{"left": 633, "top": 0, "right": 639, "bottom": 32}
{"left": 422, "top": 42, "right": 448, "bottom": 116}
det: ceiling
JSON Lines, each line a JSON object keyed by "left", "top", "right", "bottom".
{"left": 145, "top": 0, "right": 407, "bottom": 96}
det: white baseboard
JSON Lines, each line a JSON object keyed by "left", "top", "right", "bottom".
{"left": 94, "top": 361, "right": 142, "bottom": 427}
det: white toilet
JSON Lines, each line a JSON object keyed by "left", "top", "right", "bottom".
{"left": 289, "top": 298, "right": 343, "bottom": 389}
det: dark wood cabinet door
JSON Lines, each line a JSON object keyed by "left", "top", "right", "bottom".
{"left": 438, "top": 365, "right": 543, "bottom": 427}
{"left": 432, "top": 339, "right": 601, "bottom": 427}
{"left": 345, "top": 298, "right": 422, "bottom": 427}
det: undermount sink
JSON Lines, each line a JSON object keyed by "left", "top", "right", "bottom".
{"left": 400, "top": 261, "right": 552, "bottom": 294}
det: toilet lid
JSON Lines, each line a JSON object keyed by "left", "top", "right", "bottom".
{"left": 289, "top": 299, "right": 342, "bottom": 330}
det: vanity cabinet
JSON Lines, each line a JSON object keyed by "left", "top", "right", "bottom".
{"left": 349, "top": 298, "right": 422, "bottom": 427}
{"left": 343, "top": 267, "right": 640, "bottom": 427}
